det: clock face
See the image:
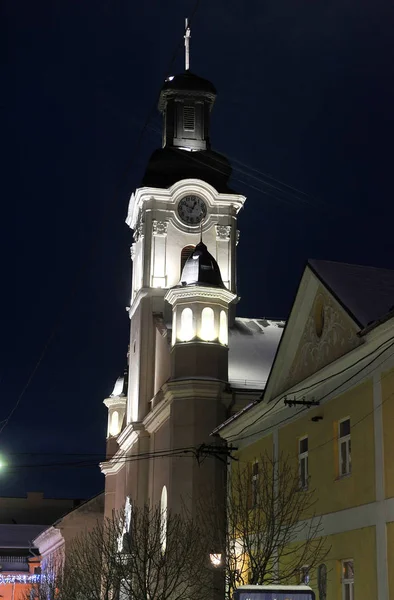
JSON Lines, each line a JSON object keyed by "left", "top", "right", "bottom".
{"left": 177, "top": 195, "right": 207, "bottom": 225}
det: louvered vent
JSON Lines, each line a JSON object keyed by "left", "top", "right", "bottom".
{"left": 183, "top": 106, "right": 195, "bottom": 131}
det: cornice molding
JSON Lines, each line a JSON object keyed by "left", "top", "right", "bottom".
{"left": 103, "top": 396, "right": 127, "bottom": 410}
{"left": 128, "top": 288, "right": 166, "bottom": 319}
{"left": 126, "top": 179, "right": 246, "bottom": 231}
{"left": 100, "top": 453, "right": 126, "bottom": 476}
{"left": 218, "top": 326, "right": 394, "bottom": 448}
{"left": 34, "top": 526, "right": 64, "bottom": 556}
{"left": 162, "top": 378, "right": 228, "bottom": 402}
{"left": 165, "top": 285, "right": 237, "bottom": 306}
{"left": 118, "top": 422, "right": 147, "bottom": 453}
{"left": 143, "top": 397, "right": 171, "bottom": 434}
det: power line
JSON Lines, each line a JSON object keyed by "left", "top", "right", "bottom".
{"left": 225, "top": 334, "right": 394, "bottom": 443}
{"left": 231, "top": 335, "right": 394, "bottom": 446}
{"left": 143, "top": 120, "right": 329, "bottom": 212}
{"left": 1, "top": 443, "right": 232, "bottom": 471}
{"left": 228, "top": 154, "right": 328, "bottom": 209}
{"left": 3, "top": 334, "right": 394, "bottom": 470}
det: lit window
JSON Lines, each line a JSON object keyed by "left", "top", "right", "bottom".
{"left": 339, "top": 418, "right": 351, "bottom": 476}
{"left": 160, "top": 486, "right": 168, "bottom": 554}
{"left": 110, "top": 411, "right": 119, "bottom": 436}
{"left": 219, "top": 310, "right": 228, "bottom": 345}
{"left": 300, "top": 566, "right": 310, "bottom": 584}
{"left": 342, "top": 559, "right": 354, "bottom": 600}
{"left": 183, "top": 105, "right": 195, "bottom": 131}
{"left": 201, "top": 307, "right": 215, "bottom": 341}
{"left": 299, "top": 436, "right": 309, "bottom": 489}
{"left": 180, "top": 307, "right": 194, "bottom": 341}
{"left": 119, "top": 579, "right": 128, "bottom": 600}
{"left": 210, "top": 553, "right": 222, "bottom": 566}
{"left": 172, "top": 312, "right": 177, "bottom": 346}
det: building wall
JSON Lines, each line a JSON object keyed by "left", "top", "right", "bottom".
{"left": 0, "top": 556, "right": 40, "bottom": 600}
{"left": 0, "top": 492, "right": 82, "bottom": 525}
{"left": 309, "top": 527, "right": 377, "bottom": 600}
{"left": 386, "top": 522, "right": 394, "bottom": 598}
{"left": 231, "top": 365, "right": 393, "bottom": 598}
{"left": 56, "top": 493, "right": 104, "bottom": 549}
{"left": 381, "top": 365, "right": 394, "bottom": 499}
{"left": 279, "top": 379, "right": 375, "bottom": 516}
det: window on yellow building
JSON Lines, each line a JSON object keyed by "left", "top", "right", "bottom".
{"left": 251, "top": 461, "right": 259, "bottom": 507}
{"left": 299, "top": 436, "right": 309, "bottom": 489}
{"left": 342, "top": 559, "right": 354, "bottom": 600}
{"left": 299, "top": 565, "right": 310, "bottom": 584}
{"left": 339, "top": 418, "right": 351, "bottom": 476}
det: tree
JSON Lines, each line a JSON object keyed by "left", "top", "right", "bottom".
{"left": 203, "top": 451, "right": 328, "bottom": 597}
{"left": 27, "top": 502, "right": 215, "bottom": 600}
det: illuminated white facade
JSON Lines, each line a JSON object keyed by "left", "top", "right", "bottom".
{"left": 100, "top": 65, "right": 284, "bottom": 553}
{"left": 126, "top": 178, "right": 245, "bottom": 298}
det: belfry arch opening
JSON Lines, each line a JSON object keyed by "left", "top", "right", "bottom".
{"left": 180, "top": 245, "right": 195, "bottom": 273}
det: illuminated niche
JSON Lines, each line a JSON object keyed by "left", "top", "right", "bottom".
{"left": 180, "top": 307, "right": 194, "bottom": 341}
{"left": 200, "top": 307, "right": 215, "bottom": 341}
{"left": 219, "top": 310, "right": 228, "bottom": 345}
{"left": 109, "top": 410, "right": 120, "bottom": 436}
{"left": 160, "top": 486, "right": 168, "bottom": 554}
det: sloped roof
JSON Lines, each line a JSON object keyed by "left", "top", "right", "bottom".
{"left": 0, "top": 524, "right": 46, "bottom": 549}
{"left": 160, "top": 71, "right": 216, "bottom": 96}
{"left": 309, "top": 259, "right": 394, "bottom": 328}
{"left": 228, "top": 318, "right": 285, "bottom": 390}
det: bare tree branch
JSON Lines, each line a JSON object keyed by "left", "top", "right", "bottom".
{"left": 27, "top": 503, "right": 215, "bottom": 600}
{"left": 202, "top": 451, "right": 328, "bottom": 598}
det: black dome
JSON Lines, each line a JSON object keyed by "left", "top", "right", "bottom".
{"left": 162, "top": 71, "right": 216, "bottom": 95}
{"left": 142, "top": 148, "right": 234, "bottom": 194}
{"left": 180, "top": 242, "right": 225, "bottom": 289}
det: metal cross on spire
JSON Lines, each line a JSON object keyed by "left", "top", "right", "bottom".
{"left": 184, "top": 18, "right": 191, "bottom": 71}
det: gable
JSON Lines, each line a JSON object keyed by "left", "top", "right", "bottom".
{"left": 265, "top": 267, "right": 362, "bottom": 401}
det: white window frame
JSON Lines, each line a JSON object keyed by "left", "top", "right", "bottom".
{"left": 338, "top": 417, "right": 351, "bottom": 477}
{"left": 251, "top": 460, "right": 259, "bottom": 508}
{"left": 299, "top": 436, "right": 309, "bottom": 489}
{"left": 299, "top": 565, "right": 310, "bottom": 585}
{"left": 342, "top": 559, "right": 354, "bottom": 600}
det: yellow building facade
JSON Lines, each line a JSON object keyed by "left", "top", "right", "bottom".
{"left": 218, "top": 259, "right": 394, "bottom": 600}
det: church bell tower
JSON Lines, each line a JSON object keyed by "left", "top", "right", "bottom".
{"left": 101, "top": 21, "right": 246, "bottom": 524}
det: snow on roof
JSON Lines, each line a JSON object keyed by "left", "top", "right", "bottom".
{"left": 309, "top": 259, "right": 394, "bottom": 328}
{"left": 236, "top": 585, "right": 313, "bottom": 591}
{"left": 228, "top": 318, "right": 285, "bottom": 390}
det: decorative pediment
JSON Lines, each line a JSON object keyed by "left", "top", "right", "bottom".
{"left": 265, "top": 267, "right": 363, "bottom": 402}
{"left": 281, "top": 287, "right": 361, "bottom": 393}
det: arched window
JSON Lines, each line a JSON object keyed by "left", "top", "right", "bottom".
{"left": 180, "top": 245, "right": 195, "bottom": 273}
{"left": 201, "top": 307, "right": 215, "bottom": 341}
{"left": 110, "top": 410, "right": 119, "bottom": 436}
{"left": 219, "top": 310, "right": 228, "bottom": 345}
{"left": 180, "top": 307, "right": 194, "bottom": 341}
{"left": 160, "top": 486, "right": 168, "bottom": 554}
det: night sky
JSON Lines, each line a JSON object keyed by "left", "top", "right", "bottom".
{"left": 2, "top": 0, "right": 394, "bottom": 499}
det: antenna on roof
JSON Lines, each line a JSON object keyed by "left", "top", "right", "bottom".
{"left": 184, "top": 18, "right": 191, "bottom": 71}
